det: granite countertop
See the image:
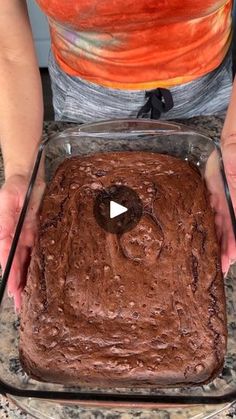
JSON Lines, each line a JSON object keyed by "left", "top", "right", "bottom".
{"left": 0, "top": 115, "right": 236, "bottom": 419}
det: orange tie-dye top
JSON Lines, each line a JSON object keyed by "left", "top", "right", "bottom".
{"left": 36, "top": 0, "right": 232, "bottom": 90}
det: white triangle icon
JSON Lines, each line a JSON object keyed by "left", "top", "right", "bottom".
{"left": 110, "top": 201, "right": 128, "bottom": 219}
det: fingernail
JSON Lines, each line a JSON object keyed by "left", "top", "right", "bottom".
{"left": 16, "top": 269, "right": 21, "bottom": 289}
{"left": 7, "top": 290, "right": 13, "bottom": 298}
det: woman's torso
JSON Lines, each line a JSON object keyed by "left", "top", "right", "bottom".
{"left": 36, "top": 0, "right": 232, "bottom": 89}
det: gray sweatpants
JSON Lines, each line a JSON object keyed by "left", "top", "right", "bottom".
{"left": 48, "top": 51, "right": 233, "bottom": 123}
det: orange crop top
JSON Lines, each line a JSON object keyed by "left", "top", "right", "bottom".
{"left": 36, "top": 0, "right": 232, "bottom": 90}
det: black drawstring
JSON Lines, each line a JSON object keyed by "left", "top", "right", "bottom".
{"left": 137, "top": 88, "right": 174, "bottom": 119}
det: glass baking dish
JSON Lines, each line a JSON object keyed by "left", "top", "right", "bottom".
{"left": 0, "top": 119, "right": 235, "bottom": 414}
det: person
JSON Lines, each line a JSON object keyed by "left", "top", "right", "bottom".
{"left": 0, "top": 0, "right": 235, "bottom": 310}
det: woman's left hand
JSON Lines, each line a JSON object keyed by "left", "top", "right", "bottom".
{"left": 205, "top": 138, "right": 236, "bottom": 276}
{"left": 221, "top": 139, "right": 236, "bottom": 270}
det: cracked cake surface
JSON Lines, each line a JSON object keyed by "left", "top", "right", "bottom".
{"left": 20, "top": 152, "right": 227, "bottom": 387}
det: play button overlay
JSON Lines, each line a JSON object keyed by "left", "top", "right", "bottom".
{"left": 110, "top": 201, "right": 128, "bottom": 219}
{"left": 94, "top": 185, "right": 143, "bottom": 234}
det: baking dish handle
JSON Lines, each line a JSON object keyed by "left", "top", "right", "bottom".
{"left": 42, "top": 119, "right": 185, "bottom": 145}
{"left": 77, "top": 119, "right": 183, "bottom": 135}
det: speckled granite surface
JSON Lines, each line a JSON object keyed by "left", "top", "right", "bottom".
{"left": 0, "top": 116, "right": 236, "bottom": 419}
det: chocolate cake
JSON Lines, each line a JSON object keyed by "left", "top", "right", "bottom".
{"left": 20, "top": 152, "right": 227, "bottom": 387}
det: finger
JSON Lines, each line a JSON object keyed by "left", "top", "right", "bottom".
{"left": 26, "top": 179, "right": 46, "bottom": 218}
{"left": 220, "top": 215, "right": 236, "bottom": 275}
{"left": 0, "top": 236, "right": 19, "bottom": 273}
{"left": 8, "top": 268, "right": 21, "bottom": 300}
{"left": 9, "top": 245, "right": 31, "bottom": 311}
{"left": 14, "top": 290, "right": 22, "bottom": 313}
{"left": 19, "top": 219, "right": 38, "bottom": 248}
{"left": 0, "top": 238, "right": 21, "bottom": 296}
{"left": 207, "top": 154, "right": 236, "bottom": 273}
{"left": 221, "top": 234, "right": 230, "bottom": 277}
{"left": 221, "top": 256, "right": 230, "bottom": 277}
{"left": 0, "top": 242, "right": 29, "bottom": 308}
{"left": 225, "top": 226, "right": 236, "bottom": 265}
{"left": 17, "top": 181, "right": 44, "bottom": 246}
{"left": 19, "top": 245, "right": 31, "bottom": 291}
{"left": 214, "top": 213, "right": 223, "bottom": 242}
{"left": 223, "top": 143, "right": 236, "bottom": 188}
{"left": 0, "top": 190, "right": 18, "bottom": 240}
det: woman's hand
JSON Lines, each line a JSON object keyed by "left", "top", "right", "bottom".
{"left": 205, "top": 142, "right": 236, "bottom": 276}
{"left": 221, "top": 139, "right": 236, "bottom": 270}
{"left": 0, "top": 175, "right": 45, "bottom": 310}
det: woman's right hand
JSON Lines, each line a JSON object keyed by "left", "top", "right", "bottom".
{"left": 0, "top": 174, "right": 45, "bottom": 311}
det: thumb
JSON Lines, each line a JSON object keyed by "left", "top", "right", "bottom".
{"left": 222, "top": 142, "right": 236, "bottom": 192}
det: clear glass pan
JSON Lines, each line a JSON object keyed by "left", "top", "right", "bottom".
{"left": 0, "top": 119, "right": 235, "bottom": 411}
